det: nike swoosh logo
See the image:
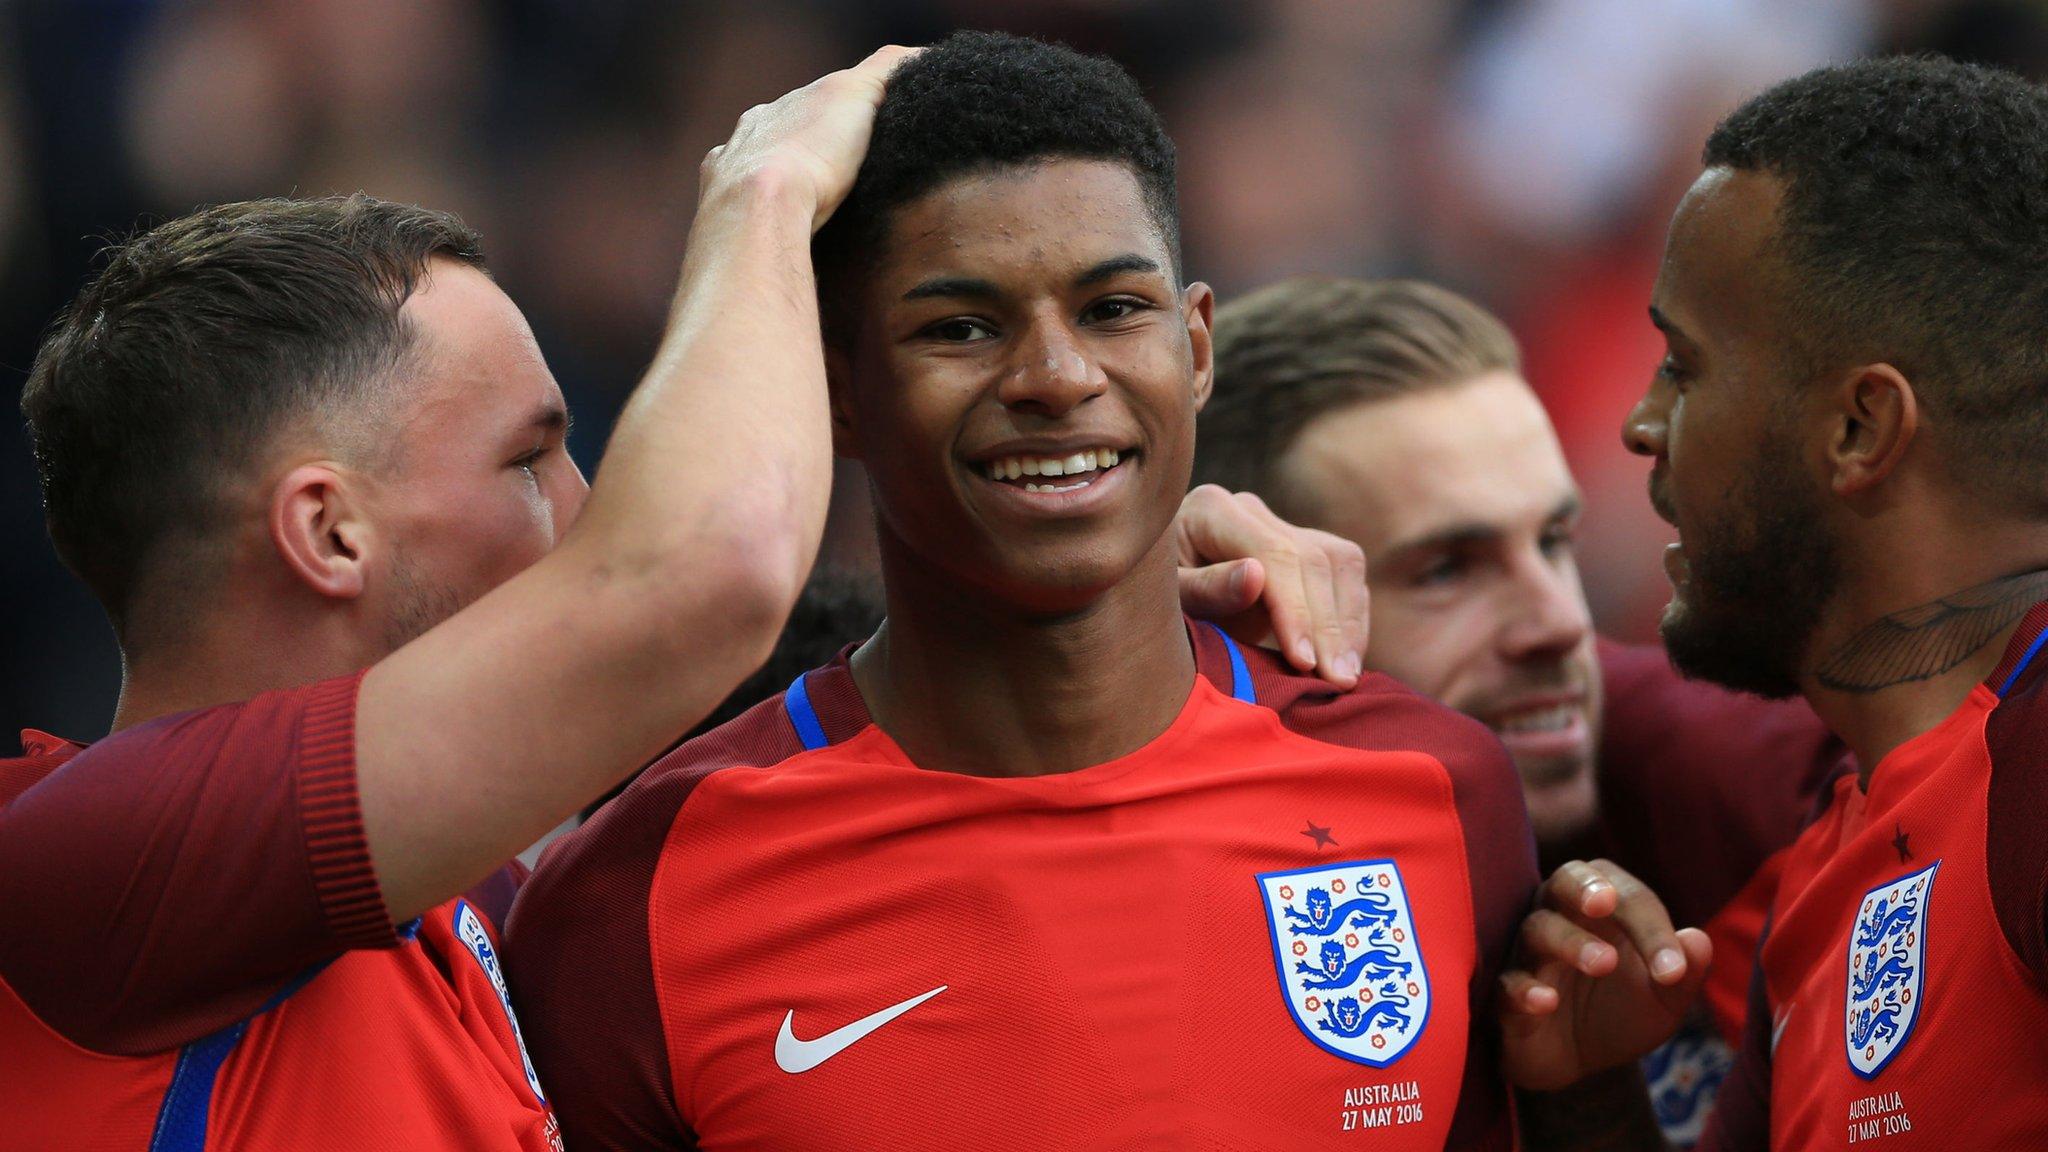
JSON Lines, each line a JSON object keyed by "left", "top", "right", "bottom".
{"left": 775, "top": 985, "right": 947, "bottom": 1074}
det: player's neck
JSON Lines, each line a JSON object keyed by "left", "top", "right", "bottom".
{"left": 852, "top": 536, "right": 1196, "bottom": 778}
{"left": 1798, "top": 527, "right": 2048, "bottom": 782}
{"left": 111, "top": 605, "right": 374, "bottom": 732}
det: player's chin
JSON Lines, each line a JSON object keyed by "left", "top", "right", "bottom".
{"left": 963, "top": 531, "right": 1154, "bottom": 614}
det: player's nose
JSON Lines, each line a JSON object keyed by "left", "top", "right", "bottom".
{"left": 1623, "top": 377, "right": 1673, "bottom": 458}
{"left": 1500, "top": 553, "right": 1591, "bottom": 661}
{"left": 998, "top": 319, "right": 1106, "bottom": 418}
{"left": 554, "top": 458, "right": 593, "bottom": 540}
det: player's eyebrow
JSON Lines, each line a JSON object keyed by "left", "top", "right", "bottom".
{"left": 531, "top": 403, "right": 572, "bottom": 437}
{"left": 1648, "top": 304, "right": 1695, "bottom": 343}
{"left": 1381, "top": 523, "right": 1502, "bottom": 562}
{"left": 1074, "top": 254, "right": 1160, "bottom": 287}
{"left": 1380, "top": 495, "right": 1581, "bottom": 561}
{"left": 902, "top": 276, "right": 1002, "bottom": 303}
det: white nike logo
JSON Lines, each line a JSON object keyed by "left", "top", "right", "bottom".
{"left": 775, "top": 985, "right": 947, "bottom": 1074}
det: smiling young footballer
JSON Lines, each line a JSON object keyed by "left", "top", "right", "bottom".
{"left": 507, "top": 33, "right": 1547, "bottom": 1150}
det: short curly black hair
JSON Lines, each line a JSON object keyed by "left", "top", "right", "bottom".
{"left": 1704, "top": 56, "right": 2048, "bottom": 506}
{"left": 813, "top": 30, "right": 1179, "bottom": 345}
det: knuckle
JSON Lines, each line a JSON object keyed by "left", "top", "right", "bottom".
{"left": 1521, "top": 911, "right": 1571, "bottom": 950}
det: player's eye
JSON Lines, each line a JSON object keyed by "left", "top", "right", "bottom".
{"left": 1539, "top": 522, "right": 1577, "bottom": 560}
{"left": 1082, "top": 297, "right": 1148, "bottom": 326}
{"left": 924, "top": 318, "right": 997, "bottom": 343}
{"left": 512, "top": 446, "right": 548, "bottom": 478}
{"left": 1413, "top": 554, "right": 1467, "bottom": 589}
{"left": 1653, "top": 355, "right": 1691, "bottom": 390}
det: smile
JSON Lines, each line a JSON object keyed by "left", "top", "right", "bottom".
{"left": 982, "top": 448, "right": 1124, "bottom": 493}
{"left": 1497, "top": 704, "right": 1579, "bottom": 734}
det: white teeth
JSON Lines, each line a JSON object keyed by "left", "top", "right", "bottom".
{"left": 1024, "top": 480, "right": 1093, "bottom": 493}
{"left": 984, "top": 448, "right": 1126, "bottom": 483}
{"left": 1498, "top": 705, "right": 1577, "bottom": 734}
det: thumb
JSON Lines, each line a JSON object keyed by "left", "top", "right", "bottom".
{"left": 1177, "top": 558, "right": 1263, "bottom": 618}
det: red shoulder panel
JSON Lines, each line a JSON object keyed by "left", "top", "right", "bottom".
{"left": 0, "top": 672, "right": 388, "bottom": 1055}
{"left": 1984, "top": 641, "right": 2048, "bottom": 985}
{"left": 506, "top": 690, "right": 807, "bottom": 1151}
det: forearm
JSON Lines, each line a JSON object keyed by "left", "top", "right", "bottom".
{"left": 359, "top": 178, "right": 835, "bottom": 921}
{"left": 1516, "top": 1066, "right": 1669, "bottom": 1152}
{"left": 576, "top": 169, "right": 833, "bottom": 598}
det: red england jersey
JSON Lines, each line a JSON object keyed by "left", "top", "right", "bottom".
{"left": 1590, "top": 641, "right": 1847, "bottom": 1145}
{"left": 1593, "top": 639, "right": 1847, "bottom": 1041}
{"left": 507, "top": 624, "right": 1537, "bottom": 1151}
{"left": 1700, "top": 603, "right": 2048, "bottom": 1151}
{"left": 0, "top": 674, "right": 561, "bottom": 1151}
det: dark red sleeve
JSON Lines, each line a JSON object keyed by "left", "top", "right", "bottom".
{"left": 1594, "top": 640, "right": 1845, "bottom": 927}
{"left": 1233, "top": 636, "right": 1536, "bottom": 1152}
{"left": 463, "top": 858, "right": 528, "bottom": 929}
{"left": 1984, "top": 650, "right": 2048, "bottom": 985}
{"left": 1693, "top": 920, "right": 1774, "bottom": 1152}
{"left": 0, "top": 672, "right": 393, "bottom": 1055}
{"left": 506, "top": 692, "right": 810, "bottom": 1152}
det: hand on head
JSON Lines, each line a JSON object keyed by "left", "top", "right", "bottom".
{"left": 700, "top": 45, "right": 922, "bottom": 232}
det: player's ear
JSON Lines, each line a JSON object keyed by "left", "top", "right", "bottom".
{"left": 1827, "top": 362, "right": 1917, "bottom": 498}
{"left": 270, "top": 463, "right": 370, "bottom": 602}
{"left": 824, "top": 343, "right": 864, "bottom": 462}
{"left": 1184, "top": 281, "right": 1215, "bottom": 414}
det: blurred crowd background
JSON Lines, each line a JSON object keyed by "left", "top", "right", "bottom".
{"left": 4, "top": 0, "right": 2045, "bottom": 745}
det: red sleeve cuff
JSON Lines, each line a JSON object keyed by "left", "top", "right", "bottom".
{"left": 296, "top": 670, "right": 397, "bottom": 949}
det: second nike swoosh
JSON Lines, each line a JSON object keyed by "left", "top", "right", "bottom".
{"left": 775, "top": 985, "right": 948, "bottom": 1074}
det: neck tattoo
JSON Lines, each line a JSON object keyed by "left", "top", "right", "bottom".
{"left": 1812, "top": 568, "right": 2048, "bottom": 694}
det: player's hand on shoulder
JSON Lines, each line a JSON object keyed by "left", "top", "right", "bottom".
{"left": 1498, "top": 858, "right": 1711, "bottom": 1091}
{"left": 701, "top": 44, "right": 921, "bottom": 231}
{"left": 1171, "top": 485, "right": 1368, "bottom": 689}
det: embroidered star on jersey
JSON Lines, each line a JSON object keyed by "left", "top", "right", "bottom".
{"left": 1302, "top": 820, "right": 1337, "bottom": 849}
{"left": 1891, "top": 823, "right": 1911, "bottom": 863}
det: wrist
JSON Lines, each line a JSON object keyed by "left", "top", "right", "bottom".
{"left": 698, "top": 162, "right": 820, "bottom": 237}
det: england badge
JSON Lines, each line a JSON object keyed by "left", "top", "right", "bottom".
{"left": 1257, "top": 859, "right": 1431, "bottom": 1067}
{"left": 1845, "top": 860, "right": 1939, "bottom": 1079}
